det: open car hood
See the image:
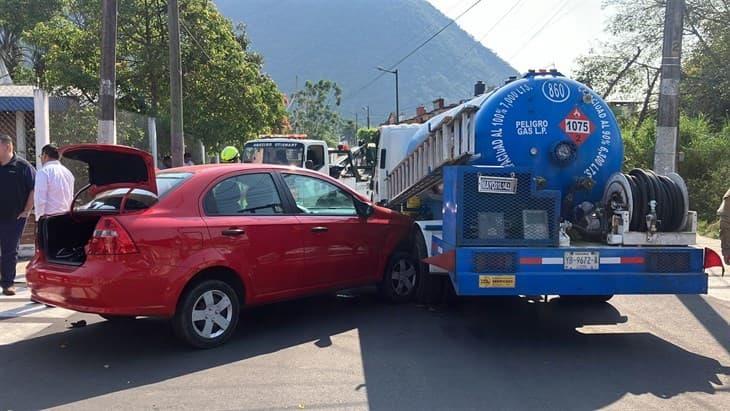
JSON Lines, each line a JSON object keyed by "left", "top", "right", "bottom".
{"left": 61, "top": 144, "right": 157, "bottom": 195}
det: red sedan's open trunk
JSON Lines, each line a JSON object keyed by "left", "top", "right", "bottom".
{"left": 39, "top": 213, "right": 102, "bottom": 265}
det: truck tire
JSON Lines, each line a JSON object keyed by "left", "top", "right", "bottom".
{"left": 379, "top": 252, "right": 419, "bottom": 303}
{"left": 173, "top": 279, "right": 240, "bottom": 349}
{"left": 413, "top": 229, "right": 445, "bottom": 304}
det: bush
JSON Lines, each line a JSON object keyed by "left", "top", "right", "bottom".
{"left": 621, "top": 116, "right": 730, "bottom": 221}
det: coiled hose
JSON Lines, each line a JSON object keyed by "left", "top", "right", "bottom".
{"left": 624, "top": 169, "right": 685, "bottom": 232}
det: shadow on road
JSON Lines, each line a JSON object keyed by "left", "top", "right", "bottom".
{"left": 0, "top": 293, "right": 728, "bottom": 410}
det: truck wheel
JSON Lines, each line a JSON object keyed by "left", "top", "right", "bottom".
{"left": 413, "top": 230, "right": 445, "bottom": 304}
{"left": 379, "top": 252, "right": 419, "bottom": 303}
{"left": 559, "top": 295, "right": 614, "bottom": 303}
{"left": 173, "top": 279, "right": 240, "bottom": 349}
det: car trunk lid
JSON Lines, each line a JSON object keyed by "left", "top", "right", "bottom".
{"left": 61, "top": 144, "right": 157, "bottom": 195}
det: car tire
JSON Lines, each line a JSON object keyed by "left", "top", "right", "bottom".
{"left": 379, "top": 252, "right": 419, "bottom": 303}
{"left": 173, "top": 279, "right": 240, "bottom": 349}
{"left": 559, "top": 295, "right": 614, "bottom": 303}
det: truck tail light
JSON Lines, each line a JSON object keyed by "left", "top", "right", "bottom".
{"left": 86, "top": 217, "right": 138, "bottom": 255}
{"left": 704, "top": 247, "right": 725, "bottom": 276}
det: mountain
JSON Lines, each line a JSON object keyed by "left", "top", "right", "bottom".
{"left": 214, "top": 0, "right": 518, "bottom": 123}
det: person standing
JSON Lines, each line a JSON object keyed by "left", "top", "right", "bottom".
{"left": 184, "top": 152, "right": 194, "bottom": 166}
{"left": 34, "top": 144, "right": 75, "bottom": 220}
{"left": 719, "top": 187, "right": 730, "bottom": 265}
{"left": 0, "top": 134, "right": 35, "bottom": 296}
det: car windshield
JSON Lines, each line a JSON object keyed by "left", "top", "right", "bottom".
{"left": 242, "top": 141, "right": 304, "bottom": 167}
{"left": 77, "top": 172, "right": 191, "bottom": 212}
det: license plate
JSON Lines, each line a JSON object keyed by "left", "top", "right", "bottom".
{"left": 564, "top": 251, "right": 599, "bottom": 270}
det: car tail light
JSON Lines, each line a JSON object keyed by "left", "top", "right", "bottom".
{"left": 86, "top": 217, "right": 138, "bottom": 255}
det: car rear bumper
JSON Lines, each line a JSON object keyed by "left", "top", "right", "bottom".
{"left": 26, "top": 256, "right": 177, "bottom": 317}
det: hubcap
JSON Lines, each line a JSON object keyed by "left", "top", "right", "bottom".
{"left": 390, "top": 258, "right": 416, "bottom": 296}
{"left": 191, "top": 290, "right": 233, "bottom": 339}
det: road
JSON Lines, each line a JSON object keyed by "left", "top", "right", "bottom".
{"left": 1, "top": 260, "right": 728, "bottom": 410}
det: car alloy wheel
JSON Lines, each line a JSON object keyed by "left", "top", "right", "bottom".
{"left": 191, "top": 290, "right": 233, "bottom": 339}
{"left": 379, "top": 252, "right": 419, "bottom": 303}
{"left": 391, "top": 258, "right": 417, "bottom": 296}
{"left": 173, "top": 279, "right": 240, "bottom": 349}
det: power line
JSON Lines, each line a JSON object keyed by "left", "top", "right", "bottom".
{"left": 343, "top": 0, "right": 486, "bottom": 102}
{"left": 179, "top": 18, "right": 213, "bottom": 62}
{"left": 462, "top": 0, "right": 525, "bottom": 58}
{"left": 386, "top": 0, "right": 486, "bottom": 71}
{"left": 507, "top": 0, "right": 573, "bottom": 61}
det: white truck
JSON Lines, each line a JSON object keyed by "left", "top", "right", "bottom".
{"left": 243, "top": 135, "right": 372, "bottom": 193}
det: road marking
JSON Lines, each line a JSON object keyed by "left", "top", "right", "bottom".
{"left": 0, "top": 278, "right": 75, "bottom": 345}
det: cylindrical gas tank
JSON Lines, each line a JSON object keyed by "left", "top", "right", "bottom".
{"left": 473, "top": 71, "right": 623, "bottom": 205}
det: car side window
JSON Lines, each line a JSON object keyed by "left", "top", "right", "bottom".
{"left": 204, "top": 173, "right": 284, "bottom": 215}
{"left": 283, "top": 174, "right": 356, "bottom": 216}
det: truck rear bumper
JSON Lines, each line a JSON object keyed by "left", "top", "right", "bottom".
{"left": 443, "top": 245, "right": 708, "bottom": 296}
{"left": 452, "top": 272, "right": 707, "bottom": 296}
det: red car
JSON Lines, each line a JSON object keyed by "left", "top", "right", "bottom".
{"left": 27, "top": 144, "right": 418, "bottom": 348}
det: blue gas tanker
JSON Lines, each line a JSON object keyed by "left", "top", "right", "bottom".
{"left": 405, "top": 70, "right": 624, "bottom": 209}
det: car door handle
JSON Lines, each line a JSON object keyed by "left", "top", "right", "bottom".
{"left": 222, "top": 228, "right": 246, "bottom": 236}
{"left": 311, "top": 226, "right": 328, "bottom": 233}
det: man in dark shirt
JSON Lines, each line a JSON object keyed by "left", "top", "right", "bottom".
{"left": 0, "top": 134, "right": 35, "bottom": 296}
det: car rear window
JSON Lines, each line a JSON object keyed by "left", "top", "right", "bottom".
{"left": 78, "top": 172, "right": 191, "bottom": 212}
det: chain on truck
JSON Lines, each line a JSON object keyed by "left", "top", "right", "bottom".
{"left": 369, "top": 69, "right": 723, "bottom": 303}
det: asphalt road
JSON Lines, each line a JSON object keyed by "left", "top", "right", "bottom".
{"left": 1, "top": 267, "right": 728, "bottom": 410}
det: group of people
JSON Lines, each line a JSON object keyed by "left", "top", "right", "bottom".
{"left": 0, "top": 134, "right": 74, "bottom": 296}
{"left": 159, "top": 146, "right": 242, "bottom": 169}
{"left": 159, "top": 152, "right": 196, "bottom": 169}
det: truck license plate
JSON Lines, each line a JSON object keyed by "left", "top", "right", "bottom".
{"left": 564, "top": 251, "right": 599, "bottom": 270}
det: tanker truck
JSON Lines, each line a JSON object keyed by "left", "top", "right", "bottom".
{"left": 371, "top": 70, "right": 722, "bottom": 303}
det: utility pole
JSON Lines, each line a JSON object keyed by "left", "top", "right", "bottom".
{"left": 377, "top": 67, "right": 400, "bottom": 124}
{"left": 168, "top": 0, "right": 184, "bottom": 167}
{"left": 363, "top": 105, "right": 370, "bottom": 128}
{"left": 654, "top": 0, "right": 684, "bottom": 174}
{"left": 98, "top": 0, "right": 117, "bottom": 144}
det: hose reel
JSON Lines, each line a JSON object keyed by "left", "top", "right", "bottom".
{"left": 602, "top": 169, "right": 689, "bottom": 232}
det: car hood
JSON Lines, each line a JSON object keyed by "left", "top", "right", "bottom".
{"left": 61, "top": 144, "right": 157, "bottom": 195}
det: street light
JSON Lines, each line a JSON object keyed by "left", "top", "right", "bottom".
{"left": 362, "top": 105, "right": 370, "bottom": 128}
{"left": 377, "top": 66, "right": 399, "bottom": 124}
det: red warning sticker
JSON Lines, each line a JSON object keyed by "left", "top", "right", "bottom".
{"left": 560, "top": 107, "right": 595, "bottom": 146}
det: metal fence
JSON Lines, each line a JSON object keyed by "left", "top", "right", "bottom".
{"left": 48, "top": 103, "right": 151, "bottom": 151}
{"left": 0, "top": 110, "right": 34, "bottom": 163}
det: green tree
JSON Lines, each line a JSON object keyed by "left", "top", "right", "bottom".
{"left": 19, "top": 0, "right": 287, "bottom": 152}
{"left": 289, "top": 79, "right": 343, "bottom": 146}
{"left": 0, "top": 0, "right": 63, "bottom": 79}
{"left": 356, "top": 127, "right": 378, "bottom": 145}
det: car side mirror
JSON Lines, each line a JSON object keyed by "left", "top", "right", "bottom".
{"left": 355, "top": 199, "right": 374, "bottom": 218}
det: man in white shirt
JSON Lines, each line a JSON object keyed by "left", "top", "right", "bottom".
{"left": 34, "top": 144, "right": 75, "bottom": 220}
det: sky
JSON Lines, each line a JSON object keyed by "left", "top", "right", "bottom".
{"left": 427, "top": 0, "right": 611, "bottom": 74}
